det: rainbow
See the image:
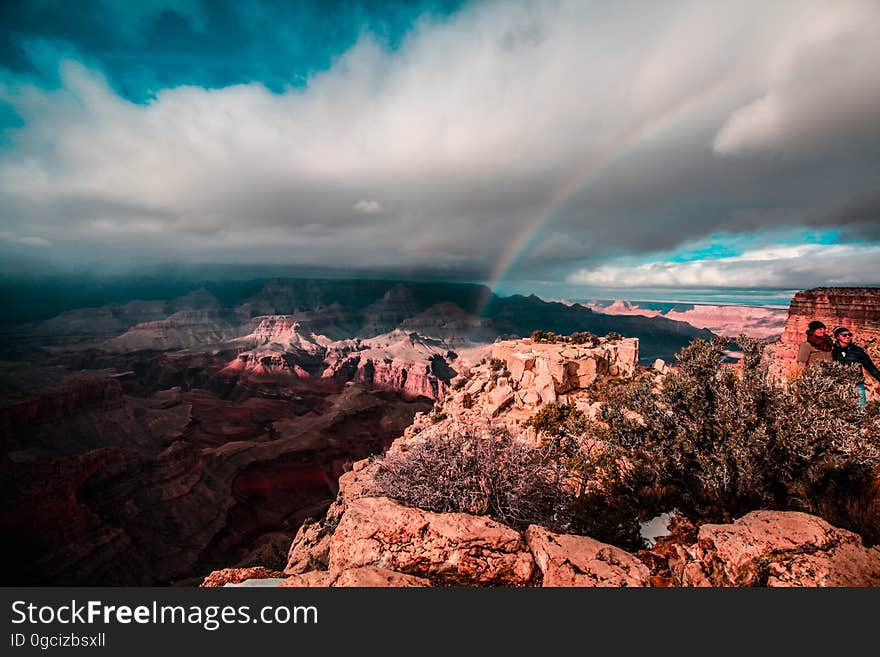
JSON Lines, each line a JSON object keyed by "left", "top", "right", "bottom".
{"left": 477, "top": 81, "right": 726, "bottom": 316}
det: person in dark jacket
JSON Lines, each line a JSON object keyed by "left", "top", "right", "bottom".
{"left": 832, "top": 326, "right": 880, "bottom": 407}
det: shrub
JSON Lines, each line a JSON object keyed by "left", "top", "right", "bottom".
{"left": 570, "top": 331, "right": 600, "bottom": 347}
{"left": 532, "top": 330, "right": 601, "bottom": 346}
{"left": 604, "top": 331, "right": 623, "bottom": 342}
{"left": 531, "top": 330, "right": 559, "bottom": 343}
{"left": 461, "top": 392, "right": 474, "bottom": 409}
{"left": 595, "top": 335, "right": 880, "bottom": 541}
{"left": 521, "top": 402, "right": 648, "bottom": 546}
{"left": 489, "top": 357, "right": 505, "bottom": 371}
{"left": 374, "top": 428, "right": 567, "bottom": 530}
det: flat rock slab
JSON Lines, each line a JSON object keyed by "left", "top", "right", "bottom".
{"left": 525, "top": 525, "right": 650, "bottom": 587}
{"left": 329, "top": 496, "right": 534, "bottom": 585}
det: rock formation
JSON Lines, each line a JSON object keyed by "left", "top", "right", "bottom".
{"left": 768, "top": 287, "right": 880, "bottom": 389}
{"left": 778, "top": 287, "right": 880, "bottom": 352}
{"left": 667, "top": 511, "right": 880, "bottom": 587}
{"left": 13, "top": 278, "right": 878, "bottom": 587}
{"left": 589, "top": 299, "right": 787, "bottom": 340}
{"left": 199, "top": 332, "right": 880, "bottom": 588}
{"left": 0, "top": 363, "right": 430, "bottom": 585}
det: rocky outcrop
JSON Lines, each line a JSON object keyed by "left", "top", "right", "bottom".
{"left": 328, "top": 496, "right": 535, "bottom": 586}
{"left": 590, "top": 300, "right": 787, "bottom": 340}
{"left": 526, "top": 525, "right": 650, "bottom": 587}
{"left": 780, "top": 288, "right": 880, "bottom": 347}
{"left": 1, "top": 375, "right": 125, "bottom": 447}
{"left": 669, "top": 510, "right": 880, "bottom": 587}
{"left": 770, "top": 288, "right": 880, "bottom": 379}
{"left": 408, "top": 336, "right": 640, "bottom": 431}
{"left": 200, "top": 566, "right": 285, "bottom": 587}
{"left": 492, "top": 337, "right": 639, "bottom": 395}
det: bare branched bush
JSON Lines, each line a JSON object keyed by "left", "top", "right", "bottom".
{"left": 373, "top": 428, "right": 569, "bottom": 531}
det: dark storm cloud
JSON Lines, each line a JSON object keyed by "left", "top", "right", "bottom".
{"left": 0, "top": 0, "right": 879, "bottom": 288}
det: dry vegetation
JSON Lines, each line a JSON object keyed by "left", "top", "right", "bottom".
{"left": 375, "top": 336, "right": 880, "bottom": 548}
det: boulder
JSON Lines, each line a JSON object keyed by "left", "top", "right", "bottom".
{"left": 486, "top": 385, "right": 514, "bottom": 417}
{"left": 279, "top": 566, "right": 429, "bottom": 587}
{"left": 534, "top": 373, "right": 557, "bottom": 405}
{"left": 675, "top": 510, "right": 880, "bottom": 587}
{"left": 329, "top": 496, "right": 534, "bottom": 585}
{"left": 573, "top": 358, "right": 598, "bottom": 388}
{"left": 525, "top": 526, "right": 650, "bottom": 587}
{"left": 279, "top": 571, "right": 335, "bottom": 587}
{"left": 284, "top": 520, "right": 332, "bottom": 575}
{"left": 508, "top": 354, "right": 535, "bottom": 382}
{"left": 332, "top": 566, "right": 430, "bottom": 587}
{"left": 465, "top": 377, "right": 486, "bottom": 396}
{"left": 200, "top": 566, "right": 285, "bottom": 588}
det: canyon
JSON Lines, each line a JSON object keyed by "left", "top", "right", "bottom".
{"left": 10, "top": 279, "right": 876, "bottom": 586}
{"left": 587, "top": 299, "right": 788, "bottom": 340}
{"left": 203, "top": 326, "right": 880, "bottom": 587}
{"left": 0, "top": 276, "right": 711, "bottom": 585}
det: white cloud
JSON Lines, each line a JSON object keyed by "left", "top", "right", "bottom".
{"left": 353, "top": 199, "right": 383, "bottom": 214}
{"left": 0, "top": 0, "right": 879, "bottom": 282}
{"left": 713, "top": 1, "right": 880, "bottom": 155}
{"left": 0, "top": 231, "right": 53, "bottom": 248}
{"left": 567, "top": 243, "right": 880, "bottom": 289}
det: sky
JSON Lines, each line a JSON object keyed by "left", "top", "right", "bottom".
{"left": 1, "top": 0, "right": 879, "bottom": 303}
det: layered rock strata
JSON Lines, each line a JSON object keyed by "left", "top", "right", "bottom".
{"left": 770, "top": 288, "right": 880, "bottom": 381}
{"left": 201, "top": 336, "right": 880, "bottom": 588}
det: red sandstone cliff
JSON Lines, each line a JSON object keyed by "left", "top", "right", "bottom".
{"left": 769, "top": 287, "right": 880, "bottom": 387}
{"left": 203, "top": 335, "right": 880, "bottom": 588}
{"left": 779, "top": 287, "right": 880, "bottom": 350}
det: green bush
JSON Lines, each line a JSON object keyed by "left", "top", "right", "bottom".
{"left": 376, "top": 336, "right": 880, "bottom": 550}
{"left": 570, "top": 331, "right": 600, "bottom": 346}
{"left": 531, "top": 330, "right": 600, "bottom": 346}
{"left": 596, "top": 336, "right": 880, "bottom": 541}
{"left": 525, "top": 403, "right": 590, "bottom": 493}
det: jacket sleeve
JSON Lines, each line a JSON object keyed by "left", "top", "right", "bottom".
{"left": 858, "top": 349, "right": 880, "bottom": 383}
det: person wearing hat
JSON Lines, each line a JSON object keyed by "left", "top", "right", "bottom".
{"left": 832, "top": 326, "right": 880, "bottom": 406}
{"left": 796, "top": 320, "right": 833, "bottom": 369}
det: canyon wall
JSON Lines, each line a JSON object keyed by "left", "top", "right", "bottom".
{"left": 769, "top": 288, "right": 880, "bottom": 385}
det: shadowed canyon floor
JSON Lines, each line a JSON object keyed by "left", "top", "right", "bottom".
{"left": 1, "top": 277, "right": 717, "bottom": 585}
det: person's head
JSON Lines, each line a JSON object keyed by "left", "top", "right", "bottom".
{"left": 807, "top": 320, "right": 827, "bottom": 338}
{"left": 834, "top": 326, "right": 853, "bottom": 345}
